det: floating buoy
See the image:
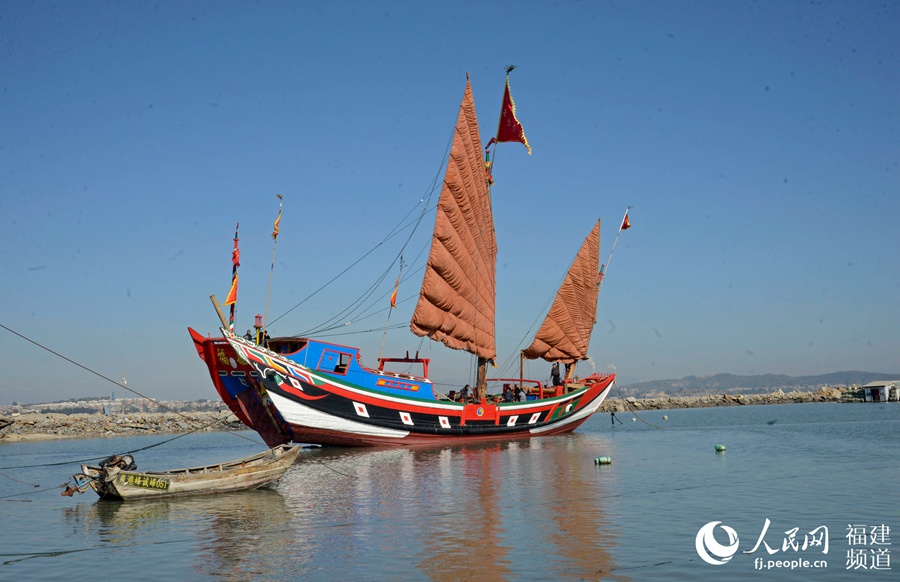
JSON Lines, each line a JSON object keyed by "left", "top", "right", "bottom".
{"left": 715, "top": 444, "right": 726, "bottom": 453}
{"left": 663, "top": 415, "right": 668, "bottom": 421}
{"left": 631, "top": 417, "right": 636, "bottom": 422}
{"left": 594, "top": 456, "right": 612, "bottom": 465}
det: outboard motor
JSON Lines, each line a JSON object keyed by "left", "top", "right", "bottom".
{"left": 98, "top": 454, "right": 136, "bottom": 471}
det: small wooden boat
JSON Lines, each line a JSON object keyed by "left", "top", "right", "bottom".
{"left": 63, "top": 444, "right": 301, "bottom": 501}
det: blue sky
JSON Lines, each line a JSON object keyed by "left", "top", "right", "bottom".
{"left": 1, "top": 1, "right": 897, "bottom": 405}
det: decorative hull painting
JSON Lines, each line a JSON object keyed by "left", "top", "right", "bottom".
{"left": 190, "top": 331, "right": 613, "bottom": 448}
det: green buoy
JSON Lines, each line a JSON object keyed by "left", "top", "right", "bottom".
{"left": 594, "top": 456, "right": 612, "bottom": 465}
{"left": 715, "top": 444, "right": 726, "bottom": 452}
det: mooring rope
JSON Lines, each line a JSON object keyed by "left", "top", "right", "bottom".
{"left": 612, "top": 380, "right": 667, "bottom": 430}
{"left": 0, "top": 470, "right": 39, "bottom": 489}
{"left": 0, "top": 410, "right": 257, "bottom": 472}
{"left": 0, "top": 322, "right": 213, "bottom": 421}
{"left": 0, "top": 320, "right": 274, "bottom": 492}
{"left": 0, "top": 321, "right": 263, "bottom": 434}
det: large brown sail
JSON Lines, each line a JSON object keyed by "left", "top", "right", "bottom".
{"left": 410, "top": 78, "right": 497, "bottom": 362}
{"left": 523, "top": 219, "right": 601, "bottom": 363}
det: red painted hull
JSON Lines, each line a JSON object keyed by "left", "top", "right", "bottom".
{"left": 189, "top": 328, "right": 293, "bottom": 447}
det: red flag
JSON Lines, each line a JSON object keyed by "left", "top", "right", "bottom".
{"left": 272, "top": 208, "right": 282, "bottom": 240}
{"left": 230, "top": 227, "right": 240, "bottom": 266}
{"left": 389, "top": 272, "right": 401, "bottom": 308}
{"left": 621, "top": 212, "right": 631, "bottom": 231}
{"left": 390, "top": 285, "right": 398, "bottom": 308}
{"left": 223, "top": 273, "right": 238, "bottom": 306}
{"left": 495, "top": 77, "right": 531, "bottom": 154}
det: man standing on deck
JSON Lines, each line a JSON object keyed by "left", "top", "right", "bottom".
{"left": 551, "top": 362, "right": 561, "bottom": 386}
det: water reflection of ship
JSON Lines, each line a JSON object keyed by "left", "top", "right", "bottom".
{"left": 276, "top": 440, "right": 621, "bottom": 580}
{"left": 418, "top": 443, "right": 512, "bottom": 582}
{"left": 535, "top": 436, "right": 626, "bottom": 581}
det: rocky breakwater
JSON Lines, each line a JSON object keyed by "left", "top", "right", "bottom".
{"left": 0, "top": 411, "right": 243, "bottom": 442}
{"left": 599, "top": 387, "right": 847, "bottom": 413}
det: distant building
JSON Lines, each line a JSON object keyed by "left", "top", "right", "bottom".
{"left": 862, "top": 381, "right": 899, "bottom": 402}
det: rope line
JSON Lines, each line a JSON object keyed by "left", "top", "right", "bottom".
{"left": 611, "top": 380, "right": 666, "bottom": 429}
{"left": 0, "top": 322, "right": 206, "bottom": 421}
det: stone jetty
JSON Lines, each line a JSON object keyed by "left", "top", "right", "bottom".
{"left": 0, "top": 387, "right": 858, "bottom": 442}
{"left": 0, "top": 411, "right": 242, "bottom": 442}
{"left": 598, "top": 387, "right": 847, "bottom": 413}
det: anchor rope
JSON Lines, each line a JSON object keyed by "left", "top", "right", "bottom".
{"left": 611, "top": 380, "right": 666, "bottom": 429}
{"left": 0, "top": 321, "right": 216, "bottom": 423}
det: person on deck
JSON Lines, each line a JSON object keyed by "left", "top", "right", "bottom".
{"left": 502, "top": 384, "right": 513, "bottom": 402}
{"left": 551, "top": 362, "right": 561, "bottom": 386}
{"left": 459, "top": 385, "right": 470, "bottom": 403}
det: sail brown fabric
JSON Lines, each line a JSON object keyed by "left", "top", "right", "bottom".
{"left": 523, "top": 220, "right": 601, "bottom": 364}
{"left": 410, "top": 79, "right": 497, "bottom": 361}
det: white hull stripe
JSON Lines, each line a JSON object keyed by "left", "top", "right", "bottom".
{"left": 268, "top": 391, "right": 410, "bottom": 439}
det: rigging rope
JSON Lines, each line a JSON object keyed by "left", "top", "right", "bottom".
{"left": 268, "top": 135, "right": 449, "bottom": 334}
{"left": 296, "top": 199, "right": 436, "bottom": 338}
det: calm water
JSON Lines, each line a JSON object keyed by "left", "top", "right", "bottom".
{"left": 1, "top": 403, "right": 897, "bottom": 581}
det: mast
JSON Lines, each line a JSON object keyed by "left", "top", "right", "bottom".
{"left": 380, "top": 258, "right": 404, "bottom": 361}
{"left": 262, "top": 195, "right": 283, "bottom": 338}
{"left": 222, "top": 223, "right": 240, "bottom": 332}
{"left": 475, "top": 66, "right": 531, "bottom": 402}
{"left": 599, "top": 206, "right": 632, "bottom": 289}
{"left": 410, "top": 76, "right": 498, "bottom": 402}
{"left": 410, "top": 71, "right": 530, "bottom": 404}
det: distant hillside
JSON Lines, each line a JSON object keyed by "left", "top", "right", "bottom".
{"left": 619, "top": 371, "right": 898, "bottom": 397}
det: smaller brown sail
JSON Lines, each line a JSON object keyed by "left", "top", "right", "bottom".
{"left": 523, "top": 219, "right": 601, "bottom": 364}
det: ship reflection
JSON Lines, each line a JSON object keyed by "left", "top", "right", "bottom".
{"left": 278, "top": 438, "right": 624, "bottom": 580}
{"left": 61, "top": 438, "right": 624, "bottom": 579}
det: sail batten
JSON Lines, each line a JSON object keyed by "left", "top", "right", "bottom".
{"left": 523, "top": 220, "right": 601, "bottom": 364}
{"left": 410, "top": 78, "right": 497, "bottom": 361}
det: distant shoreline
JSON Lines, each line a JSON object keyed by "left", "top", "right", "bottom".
{"left": 0, "top": 388, "right": 864, "bottom": 442}
{"left": 599, "top": 386, "right": 848, "bottom": 412}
